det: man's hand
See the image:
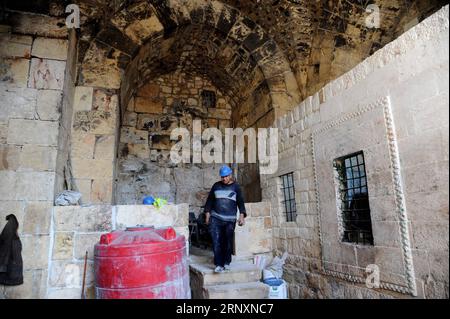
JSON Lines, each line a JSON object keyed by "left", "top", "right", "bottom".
{"left": 205, "top": 212, "right": 210, "bottom": 225}
{"left": 238, "top": 214, "right": 245, "bottom": 226}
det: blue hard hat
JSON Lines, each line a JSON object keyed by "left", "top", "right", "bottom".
{"left": 143, "top": 196, "right": 155, "bottom": 205}
{"left": 219, "top": 165, "right": 233, "bottom": 177}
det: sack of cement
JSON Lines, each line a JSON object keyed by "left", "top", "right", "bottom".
{"left": 55, "top": 190, "right": 82, "bottom": 206}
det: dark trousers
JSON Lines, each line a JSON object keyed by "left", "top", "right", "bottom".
{"left": 209, "top": 217, "right": 236, "bottom": 267}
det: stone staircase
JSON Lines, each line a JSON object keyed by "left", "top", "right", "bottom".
{"left": 189, "top": 247, "right": 269, "bottom": 299}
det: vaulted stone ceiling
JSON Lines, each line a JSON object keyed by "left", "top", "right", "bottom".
{"left": 4, "top": 0, "right": 447, "bottom": 102}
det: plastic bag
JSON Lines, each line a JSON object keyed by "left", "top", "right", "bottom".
{"left": 264, "top": 252, "right": 288, "bottom": 279}
{"left": 54, "top": 190, "right": 81, "bottom": 206}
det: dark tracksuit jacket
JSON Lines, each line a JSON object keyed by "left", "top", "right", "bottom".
{"left": 204, "top": 181, "right": 247, "bottom": 221}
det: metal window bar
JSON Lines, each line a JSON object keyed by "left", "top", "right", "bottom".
{"left": 334, "top": 152, "right": 374, "bottom": 245}
{"left": 201, "top": 90, "right": 216, "bottom": 108}
{"left": 280, "top": 172, "right": 297, "bottom": 222}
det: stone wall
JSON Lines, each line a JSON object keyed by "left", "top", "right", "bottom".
{"left": 117, "top": 72, "right": 232, "bottom": 212}
{"left": 48, "top": 203, "right": 189, "bottom": 299}
{"left": 70, "top": 86, "right": 119, "bottom": 204}
{"left": 0, "top": 21, "right": 69, "bottom": 298}
{"left": 262, "top": 6, "right": 449, "bottom": 299}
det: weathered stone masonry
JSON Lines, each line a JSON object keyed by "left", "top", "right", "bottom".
{"left": 0, "top": 1, "right": 448, "bottom": 299}
{"left": 263, "top": 6, "right": 449, "bottom": 299}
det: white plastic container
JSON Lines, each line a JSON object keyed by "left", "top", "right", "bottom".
{"left": 264, "top": 278, "right": 288, "bottom": 299}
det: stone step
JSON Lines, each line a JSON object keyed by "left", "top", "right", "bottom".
{"left": 205, "top": 282, "right": 269, "bottom": 299}
{"left": 190, "top": 261, "right": 262, "bottom": 288}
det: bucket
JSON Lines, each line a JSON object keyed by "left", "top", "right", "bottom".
{"left": 263, "top": 278, "right": 287, "bottom": 299}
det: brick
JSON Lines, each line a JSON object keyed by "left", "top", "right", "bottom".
{"left": 7, "top": 119, "right": 59, "bottom": 146}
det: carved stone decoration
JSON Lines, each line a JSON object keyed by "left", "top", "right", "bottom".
{"left": 311, "top": 96, "right": 417, "bottom": 296}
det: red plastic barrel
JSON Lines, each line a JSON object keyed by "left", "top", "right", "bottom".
{"left": 94, "top": 226, "right": 190, "bottom": 299}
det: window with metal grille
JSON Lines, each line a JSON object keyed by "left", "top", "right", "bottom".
{"left": 334, "top": 151, "right": 374, "bottom": 245}
{"left": 280, "top": 172, "right": 297, "bottom": 222}
{"left": 201, "top": 90, "right": 216, "bottom": 108}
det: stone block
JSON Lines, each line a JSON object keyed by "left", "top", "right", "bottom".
{"left": 49, "top": 261, "right": 82, "bottom": 288}
{"left": 72, "top": 158, "right": 114, "bottom": 179}
{"left": 0, "top": 144, "right": 21, "bottom": 170}
{"left": 135, "top": 97, "right": 163, "bottom": 114}
{"left": 28, "top": 58, "right": 65, "bottom": 90}
{"left": 36, "top": 89, "right": 62, "bottom": 121}
{"left": 19, "top": 145, "right": 58, "bottom": 172}
{"left": 21, "top": 235, "right": 50, "bottom": 270}
{"left": 137, "top": 83, "right": 160, "bottom": 98}
{"left": 52, "top": 232, "right": 74, "bottom": 260}
{"left": 136, "top": 113, "right": 159, "bottom": 131}
{"left": 372, "top": 221, "right": 402, "bottom": 248}
{"left": 123, "top": 143, "right": 150, "bottom": 159}
{"left": 120, "top": 127, "right": 148, "bottom": 144}
{"left": 72, "top": 110, "right": 116, "bottom": 135}
{"left": 115, "top": 204, "right": 184, "bottom": 230}
{"left": 22, "top": 201, "right": 52, "bottom": 235}
{"left": 31, "top": 38, "right": 68, "bottom": 60}
{"left": 94, "top": 135, "right": 115, "bottom": 160}
{"left": 0, "top": 86, "right": 36, "bottom": 120}
{"left": 53, "top": 205, "right": 112, "bottom": 232}
{"left": 10, "top": 12, "right": 67, "bottom": 38}
{"left": 0, "top": 170, "right": 16, "bottom": 201}
{"left": 73, "top": 86, "right": 93, "bottom": 112}
{"left": 235, "top": 217, "right": 272, "bottom": 256}
{"left": 91, "top": 178, "right": 113, "bottom": 204}
{"left": 0, "top": 58, "right": 30, "bottom": 87}
{"left": 71, "top": 133, "right": 95, "bottom": 159}
{"left": 1, "top": 172, "right": 55, "bottom": 201}
{"left": 411, "top": 221, "right": 449, "bottom": 251}
{"left": 78, "top": 42, "right": 121, "bottom": 89}
{"left": 207, "top": 108, "right": 232, "bottom": 120}
{"left": 0, "top": 34, "right": 32, "bottom": 58}
{"left": 428, "top": 249, "right": 449, "bottom": 283}
{"left": 73, "top": 233, "right": 103, "bottom": 260}
{"left": 7, "top": 119, "right": 59, "bottom": 146}
{"left": 74, "top": 178, "right": 92, "bottom": 204}
{"left": 0, "top": 120, "right": 7, "bottom": 143}
{"left": 150, "top": 134, "right": 172, "bottom": 150}
{"left": 92, "top": 90, "right": 118, "bottom": 113}
{"left": 123, "top": 111, "right": 137, "bottom": 127}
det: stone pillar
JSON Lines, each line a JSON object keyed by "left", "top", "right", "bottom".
{"left": 0, "top": 24, "right": 69, "bottom": 298}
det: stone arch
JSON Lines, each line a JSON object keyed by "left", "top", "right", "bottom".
{"left": 77, "top": 0, "right": 301, "bottom": 128}
{"left": 74, "top": 0, "right": 301, "bottom": 204}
